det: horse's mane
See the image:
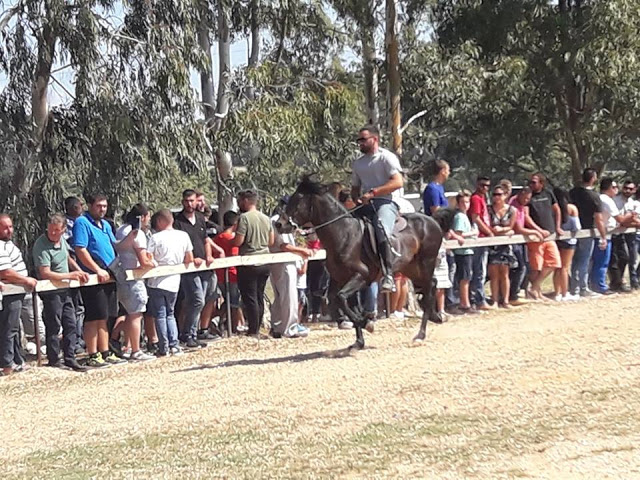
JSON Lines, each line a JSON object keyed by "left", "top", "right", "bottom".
{"left": 297, "top": 175, "right": 327, "bottom": 195}
{"left": 297, "top": 175, "right": 348, "bottom": 214}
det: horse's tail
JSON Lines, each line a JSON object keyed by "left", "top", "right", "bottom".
{"left": 432, "top": 207, "right": 457, "bottom": 233}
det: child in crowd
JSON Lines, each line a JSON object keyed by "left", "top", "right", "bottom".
{"left": 297, "top": 257, "right": 308, "bottom": 323}
{"left": 452, "top": 190, "right": 478, "bottom": 313}
{"left": 146, "top": 209, "right": 194, "bottom": 356}
{"left": 213, "top": 211, "right": 246, "bottom": 333}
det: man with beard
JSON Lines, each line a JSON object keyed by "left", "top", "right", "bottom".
{"left": 0, "top": 214, "right": 38, "bottom": 376}
{"left": 350, "top": 125, "right": 404, "bottom": 294}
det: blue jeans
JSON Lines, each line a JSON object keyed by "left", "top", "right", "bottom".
{"left": 591, "top": 239, "right": 612, "bottom": 293}
{"left": 361, "top": 281, "right": 379, "bottom": 315}
{"left": 148, "top": 288, "right": 179, "bottom": 353}
{"left": 357, "top": 199, "right": 398, "bottom": 241}
{"left": 470, "top": 247, "right": 488, "bottom": 306}
{"left": 180, "top": 271, "right": 212, "bottom": 340}
{"left": 0, "top": 294, "right": 25, "bottom": 368}
{"left": 571, "top": 238, "right": 595, "bottom": 294}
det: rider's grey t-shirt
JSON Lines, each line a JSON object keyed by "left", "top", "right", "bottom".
{"left": 351, "top": 148, "right": 402, "bottom": 200}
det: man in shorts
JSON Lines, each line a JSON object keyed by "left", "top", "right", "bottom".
{"left": 73, "top": 194, "right": 126, "bottom": 367}
{"left": 525, "top": 173, "right": 563, "bottom": 300}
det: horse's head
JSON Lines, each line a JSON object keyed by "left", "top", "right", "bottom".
{"left": 273, "top": 195, "right": 297, "bottom": 234}
{"left": 284, "top": 175, "right": 326, "bottom": 228}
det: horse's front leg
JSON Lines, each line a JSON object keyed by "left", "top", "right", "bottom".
{"left": 335, "top": 274, "right": 369, "bottom": 350}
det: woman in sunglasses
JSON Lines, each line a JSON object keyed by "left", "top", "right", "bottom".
{"left": 487, "top": 185, "right": 518, "bottom": 308}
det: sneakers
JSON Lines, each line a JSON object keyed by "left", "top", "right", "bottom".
{"left": 170, "top": 346, "right": 184, "bottom": 356}
{"left": 146, "top": 342, "right": 160, "bottom": 356}
{"left": 285, "top": 323, "right": 310, "bottom": 338}
{"left": 580, "top": 289, "right": 601, "bottom": 298}
{"left": 103, "top": 352, "right": 127, "bottom": 365}
{"left": 65, "top": 360, "right": 88, "bottom": 372}
{"left": 86, "top": 353, "right": 110, "bottom": 368}
{"left": 562, "top": 293, "right": 580, "bottom": 301}
{"left": 183, "top": 337, "right": 207, "bottom": 349}
{"left": 129, "top": 350, "right": 156, "bottom": 362}
{"left": 197, "top": 329, "right": 217, "bottom": 340}
{"left": 109, "top": 338, "right": 123, "bottom": 357}
{"left": 338, "top": 320, "right": 353, "bottom": 330}
{"left": 391, "top": 310, "right": 405, "bottom": 320}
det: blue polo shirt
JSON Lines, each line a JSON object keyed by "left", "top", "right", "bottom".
{"left": 72, "top": 213, "right": 116, "bottom": 272}
{"left": 422, "top": 182, "right": 448, "bottom": 216}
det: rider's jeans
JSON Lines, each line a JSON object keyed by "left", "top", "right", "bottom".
{"left": 358, "top": 200, "right": 398, "bottom": 243}
{"left": 357, "top": 200, "right": 398, "bottom": 315}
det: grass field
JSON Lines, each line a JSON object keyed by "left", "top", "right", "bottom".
{"left": 2, "top": 293, "right": 640, "bottom": 479}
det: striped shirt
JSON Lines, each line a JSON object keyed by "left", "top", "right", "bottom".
{"left": 0, "top": 240, "right": 29, "bottom": 277}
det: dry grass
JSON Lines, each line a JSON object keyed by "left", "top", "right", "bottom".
{"left": 3, "top": 293, "right": 640, "bottom": 479}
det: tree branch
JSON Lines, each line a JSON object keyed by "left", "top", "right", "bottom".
{"left": 399, "top": 109, "right": 428, "bottom": 135}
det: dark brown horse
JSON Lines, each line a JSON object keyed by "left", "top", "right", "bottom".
{"left": 277, "top": 176, "right": 454, "bottom": 349}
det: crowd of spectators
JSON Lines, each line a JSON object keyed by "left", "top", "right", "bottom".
{"left": 424, "top": 163, "right": 640, "bottom": 321}
{"left": 1, "top": 163, "right": 637, "bottom": 375}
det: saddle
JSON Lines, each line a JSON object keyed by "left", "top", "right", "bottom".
{"left": 361, "top": 215, "right": 408, "bottom": 258}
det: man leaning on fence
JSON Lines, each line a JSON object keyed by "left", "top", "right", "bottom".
{"left": 0, "top": 214, "right": 38, "bottom": 376}
{"left": 33, "top": 213, "right": 90, "bottom": 372}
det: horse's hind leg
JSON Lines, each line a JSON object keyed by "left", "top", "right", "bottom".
{"left": 413, "top": 260, "right": 438, "bottom": 343}
{"left": 352, "top": 326, "right": 365, "bottom": 350}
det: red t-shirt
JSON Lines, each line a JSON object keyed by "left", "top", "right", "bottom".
{"left": 307, "top": 238, "right": 322, "bottom": 250}
{"left": 468, "top": 193, "right": 490, "bottom": 237}
{"left": 214, "top": 231, "right": 238, "bottom": 283}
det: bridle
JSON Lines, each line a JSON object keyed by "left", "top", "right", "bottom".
{"left": 296, "top": 193, "right": 365, "bottom": 236}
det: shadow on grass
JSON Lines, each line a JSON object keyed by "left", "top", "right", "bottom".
{"left": 171, "top": 345, "right": 373, "bottom": 372}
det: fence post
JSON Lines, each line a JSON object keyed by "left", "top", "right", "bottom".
{"left": 32, "top": 293, "right": 42, "bottom": 367}
{"left": 224, "top": 268, "right": 232, "bottom": 338}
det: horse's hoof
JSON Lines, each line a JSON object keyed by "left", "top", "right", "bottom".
{"left": 364, "top": 320, "right": 375, "bottom": 334}
{"left": 349, "top": 342, "right": 365, "bottom": 351}
{"left": 412, "top": 334, "right": 426, "bottom": 344}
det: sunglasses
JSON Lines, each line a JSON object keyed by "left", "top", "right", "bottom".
{"left": 492, "top": 192, "right": 504, "bottom": 196}
{"left": 356, "top": 137, "right": 371, "bottom": 143}
{"left": 480, "top": 183, "right": 491, "bottom": 188}
{"left": 623, "top": 187, "right": 634, "bottom": 191}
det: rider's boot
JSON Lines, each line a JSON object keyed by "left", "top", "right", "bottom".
{"left": 379, "top": 240, "right": 397, "bottom": 293}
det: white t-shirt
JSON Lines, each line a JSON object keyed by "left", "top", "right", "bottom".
{"left": 351, "top": 148, "right": 402, "bottom": 200}
{"left": 115, "top": 224, "right": 148, "bottom": 269}
{"left": 146, "top": 229, "right": 193, "bottom": 292}
{"left": 600, "top": 194, "right": 620, "bottom": 231}
{"left": 614, "top": 194, "right": 640, "bottom": 215}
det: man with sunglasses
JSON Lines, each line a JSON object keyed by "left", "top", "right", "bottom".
{"left": 351, "top": 125, "right": 404, "bottom": 293}
{"left": 610, "top": 180, "right": 640, "bottom": 291}
{"left": 468, "top": 176, "right": 494, "bottom": 310}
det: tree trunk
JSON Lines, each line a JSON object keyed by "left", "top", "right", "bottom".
{"left": 361, "top": 0, "right": 379, "bottom": 127}
{"left": 197, "top": 24, "right": 216, "bottom": 122}
{"left": 385, "top": 0, "right": 402, "bottom": 154}
{"left": 215, "top": 0, "right": 234, "bottom": 218}
{"left": 246, "top": 0, "right": 260, "bottom": 101}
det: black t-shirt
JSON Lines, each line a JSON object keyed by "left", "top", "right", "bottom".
{"left": 569, "top": 186, "right": 603, "bottom": 229}
{"left": 174, "top": 211, "right": 207, "bottom": 259}
{"left": 529, "top": 189, "right": 558, "bottom": 233}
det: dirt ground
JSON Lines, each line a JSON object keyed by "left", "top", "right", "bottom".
{"left": 2, "top": 293, "right": 640, "bottom": 479}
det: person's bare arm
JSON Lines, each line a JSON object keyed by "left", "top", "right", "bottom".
{"left": 361, "top": 173, "right": 403, "bottom": 203}
{"left": 280, "top": 243, "right": 313, "bottom": 258}
{"left": 471, "top": 213, "right": 494, "bottom": 237}
{"left": 134, "top": 247, "right": 154, "bottom": 268}
{"left": 553, "top": 203, "right": 565, "bottom": 235}
{"left": 39, "top": 265, "right": 89, "bottom": 283}
{"left": 0, "top": 268, "right": 38, "bottom": 290}
{"left": 74, "top": 247, "right": 110, "bottom": 282}
{"left": 594, "top": 212, "right": 607, "bottom": 250}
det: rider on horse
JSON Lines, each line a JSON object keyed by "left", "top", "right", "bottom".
{"left": 351, "top": 124, "right": 404, "bottom": 293}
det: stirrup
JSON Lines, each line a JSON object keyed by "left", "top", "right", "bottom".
{"left": 380, "top": 275, "right": 396, "bottom": 293}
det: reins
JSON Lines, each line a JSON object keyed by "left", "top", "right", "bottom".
{"left": 300, "top": 203, "right": 365, "bottom": 236}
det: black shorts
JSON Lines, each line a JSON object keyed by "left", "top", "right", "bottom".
{"left": 81, "top": 283, "right": 118, "bottom": 322}
{"left": 454, "top": 254, "right": 473, "bottom": 281}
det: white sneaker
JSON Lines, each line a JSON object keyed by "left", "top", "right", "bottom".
{"left": 562, "top": 293, "right": 579, "bottom": 301}
{"left": 169, "top": 346, "right": 184, "bottom": 356}
{"left": 554, "top": 294, "right": 563, "bottom": 302}
{"left": 392, "top": 311, "right": 405, "bottom": 320}
{"left": 130, "top": 350, "right": 156, "bottom": 361}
